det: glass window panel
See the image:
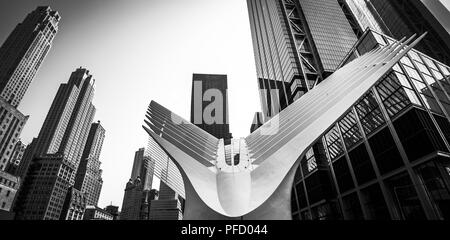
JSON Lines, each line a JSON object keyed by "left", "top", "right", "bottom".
{"left": 432, "top": 69, "right": 444, "bottom": 81}
{"left": 394, "top": 72, "right": 412, "bottom": 89}
{"left": 408, "top": 51, "right": 423, "bottom": 64}
{"left": 404, "top": 88, "right": 422, "bottom": 106}
{"left": 422, "top": 56, "right": 438, "bottom": 70}
{"left": 412, "top": 79, "right": 428, "bottom": 93}
{"left": 392, "top": 64, "right": 403, "bottom": 73}
{"left": 420, "top": 94, "right": 444, "bottom": 114}
{"left": 416, "top": 62, "right": 432, "bottom": 76}
{"left": 400, "top": 56, "right": 414, "bottom": 68}
{"left": 356, "top": 92, "right": 386, "bottom": 135}
{"left": 437, "top": 63, "right": 450, "bottom": 76}
{"left": 422, "top": 74, "right": 436, "bottom": 85}
{"left": 404, "top": 65, "right": 422, "bottom": 81}
{"left": 325, "top": 125, "right": 345, "bottom": 160}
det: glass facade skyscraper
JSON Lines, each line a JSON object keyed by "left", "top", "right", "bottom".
{"left": 341, "top": 0, "right": 450, "bottom": 66}
{"left": 290, "top": 30, "right": 450, "bottom": 220}
{"left": 247, "top": 0, "right": 358, "bottom": 119}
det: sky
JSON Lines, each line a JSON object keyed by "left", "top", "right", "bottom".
{"left": 1, "top": 0, "right": 450, "bottom": 210}
{"left": 0, "top": 0, "right": 260, "bottom": 208}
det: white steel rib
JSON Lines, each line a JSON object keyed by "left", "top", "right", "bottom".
{"left": 143, "top": 34, "right": 426, "bottom": 219}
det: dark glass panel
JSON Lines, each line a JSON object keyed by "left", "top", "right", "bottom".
{"left": 393, "top": 109, "right": 447, "bottom": 162}
{"left": 348, "top": 144, "right": 376, "bottom": 185}
{"left": 368, "top": 127, "right": 404, "bottom": 174}
{"left": 360, "top": 183, "right": 391, "bottom": 220}
{"left": 342, "top": 192, "right": 364, "bottom": 220}
{"left": 385, "top": 172, "right": 426, "bottom": 220}
{"left": 332, "top": 156, "right": 354, "bottom": 193}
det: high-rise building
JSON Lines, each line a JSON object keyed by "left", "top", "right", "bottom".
{"left": 247, "top": 0, "right": 358, "bottom": 118}
{"left": 120, "top": 148, "right": 154, "bottom": 220}
{"left": 191, "top": 74, "right": 232, "bottom": 142}
{"left": 0, "top": 100, "right": 28, "bottom": 171}
{"left": 74, "top": 121, "right": 105, "bottom": 206}
{"left": 289, "top": 30, "right": 450, "bottom": 220}
{"left": 59, "top": 187, "right": 86, "bottom": 220}
{"left": 0, "top": 7, "right": 60, "bottom": 170}
{"left": 0, "top": 6, "right": 60, "bottom": 107}
{"left": 4, "top": 140, "right": 26, "bottom": 175}
{"left": 149, "top": 182, "right": 184, "bottom": 220}
{"left": 0, "top": 171, "right": 20, "bottom": 220}
{"left": 340, "top": 0, "right": 450, "bottom": 66}
{"left": 14, "top": 68, "right": 98, "bottom": 220}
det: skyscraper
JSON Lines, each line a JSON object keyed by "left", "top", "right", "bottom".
{"left": 247, "top": 0, "right": 358, "bottom": 118}
{"left": 74, "top": 121, "right": 105, "bottom": 206}
{"left": 0, "top": 7, "right": 60, "bottom": 170}
{"left": 120, "top": 148, "right": 154, "bottom": 220}
{"left": 14, "top": 68, "right": 98, "bottom": 220}
{"left": 149, "top": 182, "right": 184, "bottom": 220}
{"left": 191, "top": 74, "right": 232, "bottom": 142}
{"left": 340, "top": 0, "right": 450, "bottom": 65}
{"left": 0, "top": 6, "right": 60, "bottom": 107}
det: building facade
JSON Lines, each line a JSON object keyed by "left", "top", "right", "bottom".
{"left": 247, "top": 0, "right": 358, "bottom": 119}
{"left": 0, "top": 7, "right": 60, "bottom": 169}
{"left": 60, "top": 187, "right": 86, "bottom": 220}
{"left": 104, "top": 205, "right": 119, "bottom": 220}
{"left": 14, "top": 68, "right": 98, "bottom": 220}
{"left": 290, "top": 30, "right": 450, "bottom": 220}
{"left": 0, "top": 171, "right": 20, "bottom": 219}
{"left": 191, "top": 74, "right": 233, "bottom": 142}
{"left": 120, "top": 148, "right": 154, "bottom": 220}
{"left": 341, "top": 0, "right": 450, "bottom": 66}
{"left": 149, "top": 182, "right": 184, "bottom": 220}
{"left": 74, "top": 121, "right": 105, "bottom": 206}
{"left": 83, "top": 205, "right": 113, "bottom": 220}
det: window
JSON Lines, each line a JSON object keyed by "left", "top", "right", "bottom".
{"left": 368, "top": 128, "right": 404, "bottom": 175}
{"left": 393, "top": 109, "right": 447, "bottom": 161}
{"left": 348, "top": 145, "right": 376, "bottom": 185}
{"left": 339, "top": 110, "right": 363, "bottom": 149}
{"left": 355, "top": 92, "right": 385, "bottom": 135}
{"left": 1, "top": 202, "right": 5, "bottom": 209}
{"left": 325, "top": 125, "right": 344, "bottom": 160}
{"left": 360, "top": 184, "right": 391, "bottom": 220}
{"left": 333, "top": 156, "right": 354, "bottom": 193}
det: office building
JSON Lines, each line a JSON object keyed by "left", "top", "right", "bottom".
{"left": 289, "top": 30, "right": 450, "bottom": 220}
{"left": 59, "top": 187, "right": 86, "bottom": 220}
{"left": 74, "top": 121, "right": 105, "bottom": 206}
{"left": 191, "top": 74, "right": 232, "bottom": 142}
{"left": 120, "top": 148, "right": 154, "bottom": 220}
{"left": 15, "top": 138, "right": 37, "bottom": 179}
{"left": 14, "top": 68, "right": 98, "bottom": 220}
{"left": 83, "top": 205, "right": 114, "bottom": 220}
{"left": 104, "top": 205, "right": 119, "bottom": 220}
{"left": 247, "top": 0, "right": 358, "bottom": 118}
{"left": 0, "top": 171, "right": 20, "bottom": 220}
{"left": 340, "top": 0, "right": 450, "bottom": 66}
{"left": 0, "top": 7, "right": 60, "bottom": 170}
{"left": 5, "top": 140, "right": 26, "bottom": 174}
{"left": 149, "top": 182, "right": 184, "bottom": 220}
